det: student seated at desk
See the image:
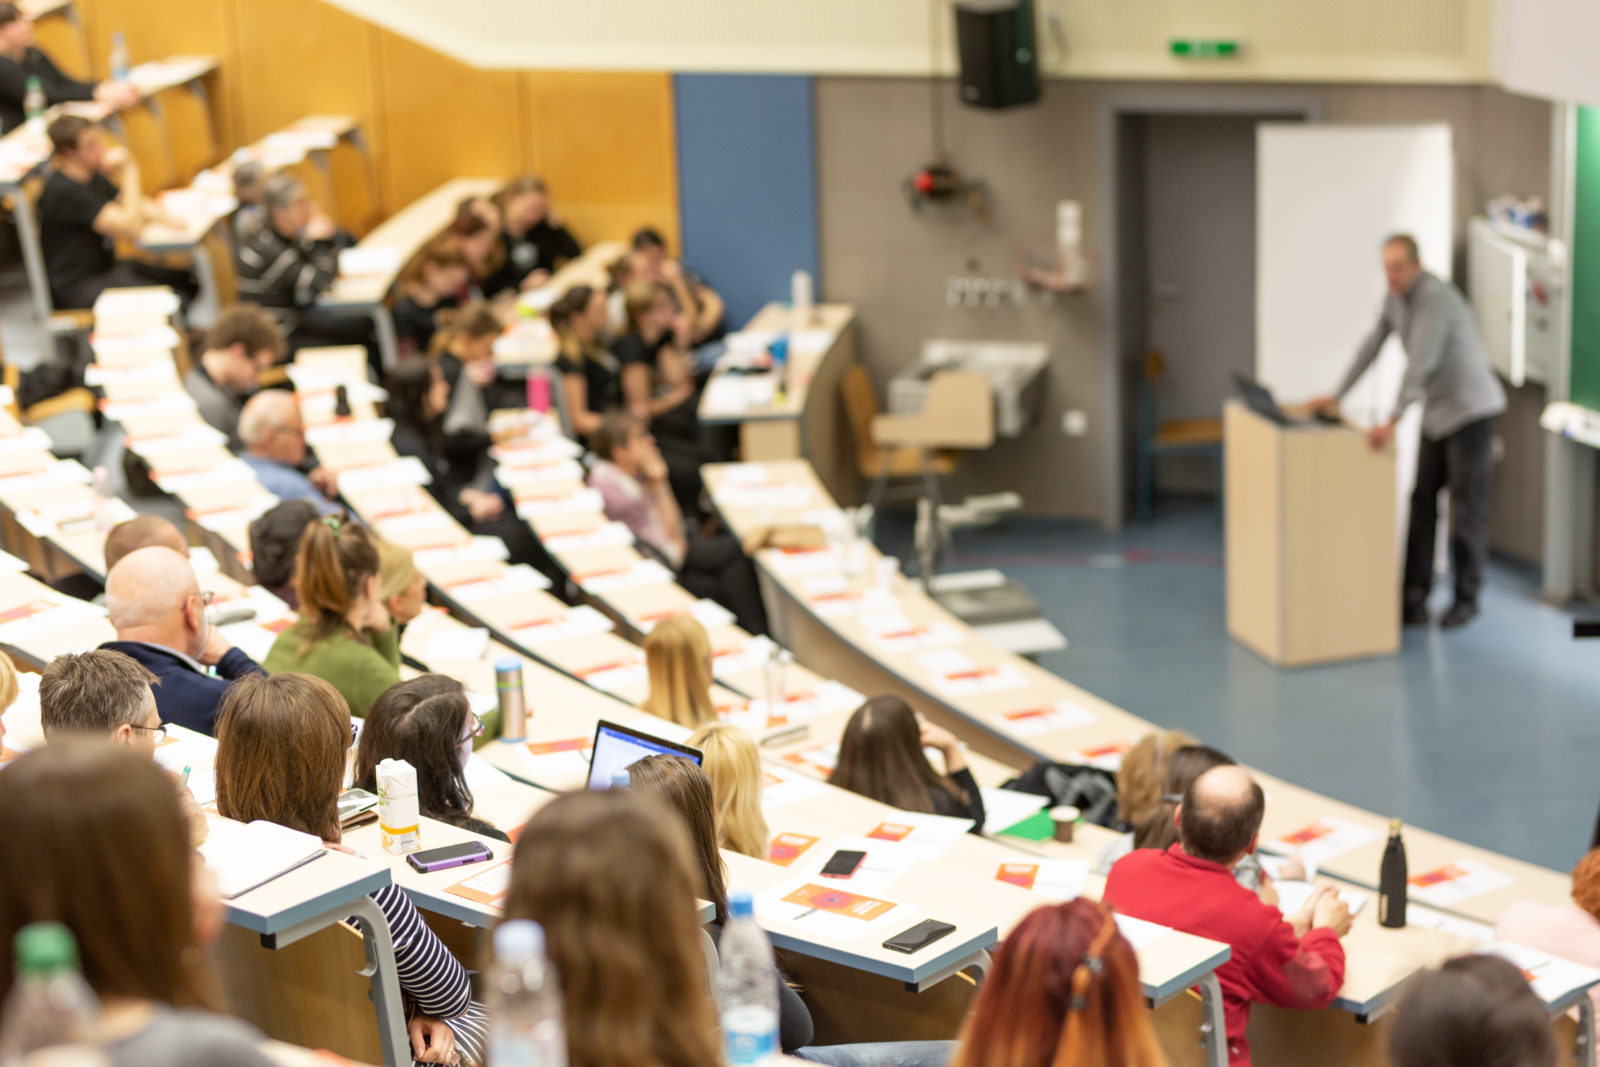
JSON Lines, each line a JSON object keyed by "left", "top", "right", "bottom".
{"left": 104, "top": 514, "right": 188, "bottom": 572}
{"left": 484, "top": 176, "right": 581, "bottom": 297}
{"left": 628, "top": 227, "right": 726, "bottom": 347}
{"left": 502, "top": 789, "right": 724, "bottom": 1067}
{"left": 1103, "top": 765, "right": 1350, "bottom": 1067}
{"left": 237, "top": 391, "right": 341, "bottom": 515}
{"left": 432, "top": 301, "right": 501, "bottom": 434}
{"left": 686, "top": 721, "right": 770, "bottom": 859}
{"left": 38, "top": 648, "right": 207, "bottom": 845}
{"left": 101, "top": 546, "right": 266, "bottom": 737}
{"left": 247, "top": 499, "right": 319, "bottom": 609}
{"left": 549, "top": 283, "right": 621, "bottom": 440}
{"left": 451, "top": 196, "right": 502, "bottom": 300}
{"left": 640, "top": 615, "right": 716, "bottom": 728}
{"left": 391, "top": 234, "right": 468, "bottom": 357}
{"left": 0, "top": 2, "right": 140, "bottom": 133}
{"left": 214, "top": 673, "right": 488, "bottom": 1065}
{"left": 376, "top": 540, "right": 427, "bottom": 627}
{"left": 384, "top": 356, "right": 565, "bottom": 592}
{"left": 587, "top": 410, "right": 767, "bottom": 635}
{"left": 1497, "top": 847, "right": 1600, "bottom": 1045}
{"left": 185, "top": 304, "right": 285, "bottom": 450}
{"left": 617, "top": 280, "right": 709, "bottom": 519}
{"left": 832, "top": 695, "right": 985, "bottom": 832}
{"left": 236, "top": 175, "right": 375, "bottom": 366}
{"left": 950, "top": 898, "right": 1165, "bottom": 1067}
{"left": 627, "top": 753, "right": 816, "bottom": 1054}
{"left": 356, "top": 675, "right": 509, "bottom": 843}
{"left": 1388, "top": 954, "right": 1558, "bottom": 1067}
{"left": 1112, "top": 728, "right": 1197, "bottom": 833}
{"left": 230, "top": 160, "right": 267, "bottom": 243}
{"left": 38, "top": 115, "right": 198, "bottom": 311}
{"left": 261, "top": 514, "right": 400, "bottom": 718}
{"left": 0, "top": 745, "right": 276, "bottom": 1067}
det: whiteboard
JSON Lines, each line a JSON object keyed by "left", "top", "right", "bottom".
{"left": 1468, "top": 219, "right": 1527, "bottom": 387}
{"left": 1256, "top": 123, "right": 1454, "bottom": 548}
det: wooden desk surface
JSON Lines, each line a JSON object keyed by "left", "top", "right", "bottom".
{"left": 698, "top": 304, "right": 855, "bottom": 425}
{"left": 320, "top": 178, "right": 500, "bottom": 306}
{"left": 213, "top": 813, "right": 391, "bottom": 937}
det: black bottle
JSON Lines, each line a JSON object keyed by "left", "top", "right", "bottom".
{"left": 1378, "top": 817, "right": 1408, "bottom": 928}
{"left": 334, "top": 384, "right": 352, "bottom": 419}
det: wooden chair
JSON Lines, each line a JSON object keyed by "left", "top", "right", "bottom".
{"left": 1135, "top": 351, "right": 1223, "bottom": 522}
{"left": 841, "top": 365, "right": 959, "bottom": 512}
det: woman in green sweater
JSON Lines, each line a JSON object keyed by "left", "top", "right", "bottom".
{"left": 262, "top": 513, "right": 399, "bottom": 717}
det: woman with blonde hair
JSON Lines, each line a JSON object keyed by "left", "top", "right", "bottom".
{"left": 0, "top": 646, "right": 18, "bottom": 752}
{"left": 1116, "top": 728, "right": 1197, "bottom": 829}
{"left": 376, "top": 540, "right": 426, "bottom": 627}
{"left": 639, "top": 614, "right": 716, "bottom": 728}
{"left": 686, "top": 720, "right": 770, "bottom": 859}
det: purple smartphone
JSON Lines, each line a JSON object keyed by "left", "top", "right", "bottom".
{"left": 406, "top": 840, "right": 493, "bottom": 873}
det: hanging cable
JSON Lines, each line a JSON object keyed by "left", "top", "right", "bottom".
{"left": 929, "top": 0, "right": 946, "bottom": 163}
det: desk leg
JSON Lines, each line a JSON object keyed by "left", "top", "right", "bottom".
{"left": 190, "top": 236, "right": 218, "bottom": 328}
{"left": 11, "top": 194, "right": 50, "bottom": 325}
{"left": 904, "top": 949, "right": 990, "bottom": 993}
{"left": 255, "top": 898, "right": 408, "bottom": 1064}
{"left": 1574, "top": 996, "right": 1594, "bottom": 1067}
{"left": 1196, "top": 972, "right": 1227, "bottom": 1067}
{"left": 371, "top": 306, "right": 398, "bottom": 372}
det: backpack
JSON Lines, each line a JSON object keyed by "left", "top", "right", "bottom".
{"left": 1002, "top": 761, "right": 1124, "bottom": 830}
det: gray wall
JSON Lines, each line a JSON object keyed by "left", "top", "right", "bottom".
{"left": 814, "top": 78, "right": 1552, "bottom": 551}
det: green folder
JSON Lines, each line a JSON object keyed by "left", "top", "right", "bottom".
{"left": 998, "top": 809, "right": 1056, "bottom": 842}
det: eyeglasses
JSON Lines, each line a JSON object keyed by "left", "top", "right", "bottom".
{"left": 189, "top": 590, "right": 215, "bottom": 610}
{"left": 129, "top": 723, "right": 167, "bottom": 744}
{"left": 459, "top": 712, "right": 484, "bottom": 745}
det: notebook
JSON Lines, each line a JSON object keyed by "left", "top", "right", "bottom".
{"left": 199, "top": 819, "right": 328, "bottom": 898}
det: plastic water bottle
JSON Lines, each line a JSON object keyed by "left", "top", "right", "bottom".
{"left": 609, "top": 768, "right": 629, "bottom": 790}
{"left": 0, "top": 923, "right": 101, "bottom": 1062}
{"left": 718, "top": 890, "right": 779, "bottom": 1066}
{"left": 90, "top": 466, "right": 116, "bottom": 533}
{"left": 486, "top": 921, "right": 566, "bottom": 1067}
{"left": 108, "top": 32, "right": 130, "bottom": 83}
{"left": 22, "top": 76, "right": 44, "bottom": 127}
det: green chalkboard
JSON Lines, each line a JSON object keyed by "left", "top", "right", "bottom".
{"left": 1570, "top": 107, "right": 1600, "bottom": 410}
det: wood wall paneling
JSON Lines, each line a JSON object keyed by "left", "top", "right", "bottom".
{"left": 374, "top": 28, "right": 523, "bottom": 212}
{"left": 520, "top": 71, "right": 679, "bottom": 248}
{"left": 88, "top": 0, "right": 236, "bottom": 147}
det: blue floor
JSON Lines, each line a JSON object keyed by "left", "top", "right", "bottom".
{"left": 882, "top": 503, "right": 1598, "bottom": 875}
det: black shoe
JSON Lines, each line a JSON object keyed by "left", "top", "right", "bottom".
{"left": 1402, "top": 604, "right": 1431, "bottom": 627}
{"left": 1439, "top": 601, "right": 1479, "bottom": 629}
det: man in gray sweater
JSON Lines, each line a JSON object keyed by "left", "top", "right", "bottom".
{"left": 182, "top": 304, "right": 283, "bottom": 451}
{"left": 1312, "top": 234, "right": 1506, "bottom": 630}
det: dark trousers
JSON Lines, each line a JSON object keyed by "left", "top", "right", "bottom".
{"left": 1403, "top": 417, "right": 1494, "bottom": 609}
{"left": 55, "top": 259, "right": 200, "bottom": 312}
{"left": 678, "top": 529, "right": 769, "bottom": 636}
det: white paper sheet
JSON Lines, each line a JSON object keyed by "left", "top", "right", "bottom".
{"left": 1262, "top": 816, "right": 1382, "bottom": 867}
{"left": 992, "top": 854, "right": 1090, "bottom": 901}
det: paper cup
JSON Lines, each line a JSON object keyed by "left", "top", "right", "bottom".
{"left": 1050, "top": 805, "right": 1081, "bottom": 843}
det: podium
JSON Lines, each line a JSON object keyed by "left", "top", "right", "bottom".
{"left": 1224, "top": 401, "right": 1399, "bottom": 667}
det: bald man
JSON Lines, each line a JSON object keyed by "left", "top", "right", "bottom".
{"left": 1103, "top": 765, "right": 1351, "bottom": 1066}
{"left": 237, "top": 390, "right": 339, "bottom": 515}
{"left": 102, "top": 514, "right": 188, "bottom": 575}
{"left": 99, "top": 546, "right": 264, "bottom": 736}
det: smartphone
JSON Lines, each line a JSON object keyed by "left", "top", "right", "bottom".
{"left": 883, "top": 919, "right": 957, "bottom": 954}
{"left": 820, "top": 849, "right": 867, "bottom": 879}
{"left": 406, "top": 840, "right": 493, "bottom": 874}
{"left": 336, "top": 788, "right": 380, "bottom": 828}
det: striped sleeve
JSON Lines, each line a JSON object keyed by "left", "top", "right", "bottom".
{"left": 367, "top": 885, "right": 473, "bottom": 1020}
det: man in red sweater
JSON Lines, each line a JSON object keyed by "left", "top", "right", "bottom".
{"left": 1103, "top": 765, "right": 1352, "bottom": 1065}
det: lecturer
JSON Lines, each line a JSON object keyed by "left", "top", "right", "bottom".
{"left": 1310, "top": 234, "right": 1505, "bottom": 631}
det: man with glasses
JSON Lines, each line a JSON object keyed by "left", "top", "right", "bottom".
{"left": 100, "top": 546, "right": 264, "bottom": 737}
{"left": 38, "top": 647, "right": 208, "bottom": 846}
{"left": 237, "top": 390, "right": 341, "bottom": 515}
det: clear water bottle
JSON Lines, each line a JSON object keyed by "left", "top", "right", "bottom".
{"left": 90, "top": 466, "right": 115, "bottom": 534}
{"left": 108, "top": 32, "right": 130, "bottom": 83}
{"left": 486, "top": 920, "right": 566, "bottom": 1067}
{"left": 22, "top": 76, "right": 44, "bottom": 126}
{"left": 0, "top": 923, "right": 101, "bottom": 1063}
{"left": 718, "top": 890, "right": 778, "bottom": 1066}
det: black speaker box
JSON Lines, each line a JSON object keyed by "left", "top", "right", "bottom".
{"left": 954, "top": 0, "right": 1040, "bottom": 110}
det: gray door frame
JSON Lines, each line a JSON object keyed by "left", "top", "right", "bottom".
{"left": 1095, "top": 87, "right": 1325, "bottom": 530}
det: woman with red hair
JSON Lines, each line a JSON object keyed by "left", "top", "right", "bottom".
{"left": 951, "top": 898, "right": 1166, "bottom": 1067}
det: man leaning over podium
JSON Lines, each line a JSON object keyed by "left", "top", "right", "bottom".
{"left": 1309, "top": 234, "right": 1505, "bottom": 631}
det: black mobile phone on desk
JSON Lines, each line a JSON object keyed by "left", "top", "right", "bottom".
{"left": 883, "top": 919, "right": 956, "bottom": 954}
{"left": 406, "top": 840, "right": 493, "bottom": 873}
{"left": 820, "top": 849, "right": 867, "bottom": 878}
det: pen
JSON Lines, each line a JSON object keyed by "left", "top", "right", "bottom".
{"left": 178, "top": 765, "right": 191, "bottom": 789}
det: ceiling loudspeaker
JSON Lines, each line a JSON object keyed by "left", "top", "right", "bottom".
{"left": 954, "top": 0, "right": 1041, "bottom": 110}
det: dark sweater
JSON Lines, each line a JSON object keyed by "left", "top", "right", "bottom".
{"left": 0, "top": 47, "right": 93, "bottom": 133}
{"left": 932, "top": 767, "right": 987, "bottom": 831}
{"left": 98, "top": 640, "right": 266, "bottom": 737}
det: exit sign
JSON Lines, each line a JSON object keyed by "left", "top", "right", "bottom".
{"left": 1170, "top": 38, "right": 1240, "bottom": 58}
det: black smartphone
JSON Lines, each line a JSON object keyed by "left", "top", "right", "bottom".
{"left": 883, "top": 919, "right": 957, "bottom": 954}
{"left": 406, "top": 840, "right": 493, "bottom": 874}
{"left": 820, "top": 849, "right": 867, "bottom": 878}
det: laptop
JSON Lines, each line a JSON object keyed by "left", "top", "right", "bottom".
{"left": 586, "top": 719, "right": 704, "bottom": 790}
{"left": 1233, "top": 374, "right": 1302, "bottom": 427}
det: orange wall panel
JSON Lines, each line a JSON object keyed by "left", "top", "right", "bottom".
{"left": 228, "top": 0, "right": 379, "bottom": 150}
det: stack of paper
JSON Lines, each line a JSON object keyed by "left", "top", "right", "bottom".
{"left": 199, "top": 819, "right": 327, "bottom": 898}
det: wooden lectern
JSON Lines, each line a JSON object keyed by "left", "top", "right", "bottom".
{"left": 1224, "top": 401, "right": 1399, "bottom": 667}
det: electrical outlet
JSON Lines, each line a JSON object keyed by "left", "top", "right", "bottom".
{"left": 1062, "top": 410, "right": 1088, "bottom": 436}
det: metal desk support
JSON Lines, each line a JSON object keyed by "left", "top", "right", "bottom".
{"left": 905, "top": 949, "right": 990, "bottom": 993}
{"left": 1147, "top": 971, "right": 1226, "bottom": 1067}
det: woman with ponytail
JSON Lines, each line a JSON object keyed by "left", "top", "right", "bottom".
{"left": 950, "top": 898, "right": 1166, "bottom": 1067}
{"left": 262, "top": 513, "right": 400, "bottom": 717}
{"left": 550, "top": 283, "right": 619, "bottom": 439}
{"left": 391, "top": 234, "right": 470, "bottom": 356}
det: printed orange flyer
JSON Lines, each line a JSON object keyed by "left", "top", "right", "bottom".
{"left": 997, "top": 863, "right": 1040, "bottom": 889}
{"left": 767, "top": 833, "right": 819, "bottom": 867}
{"left": 527, "top": 738, "right": 590, "bottom": 756}
{"left": 1282, "top": 823, "right": 1335, "bottom": 846}
{"left": 445, "top": 859, "right": 512, "bottom": 906}
{"left": 782, "top": 883, "right": 897, "bottom": 921}
{"left": 1409, "top": 864, "right": 1468, "bottom": 888}
{"left": 0, "top": 598, "right": 52, "bottom": 624}
{"left": 1080, "top": 741, "right": 1131, "bottom": 759}
{"left": 867, "top": 822, "right": 914, "bottom": 842}
{"left": 1003, "top": 707, "right": 1052, "bottom": 723}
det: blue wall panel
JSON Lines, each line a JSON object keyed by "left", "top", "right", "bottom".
{"left": 673, "top": 74, "right": 818, "bottom": 329}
